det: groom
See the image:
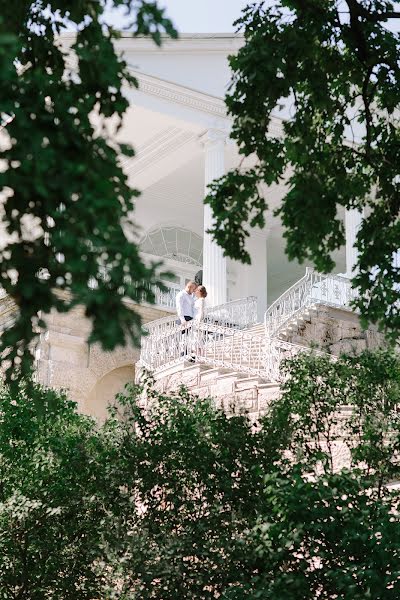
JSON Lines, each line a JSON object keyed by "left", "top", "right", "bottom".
{"left": 176, "top": 280, "right": 198, "bottom": 327}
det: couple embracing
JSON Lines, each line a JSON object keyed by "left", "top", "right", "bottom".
{"left": 176, "top": 281, "right": 207, "bottom": 327}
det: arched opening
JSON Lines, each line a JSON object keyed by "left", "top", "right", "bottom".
{"left": 84, "top": 365, "right": 135, "bottom": 421}
{"left": 140, "top": 227, "right": 204, "bottom": 307}
{"left": 140, "top": 225, "right": 203, "bottom": 267}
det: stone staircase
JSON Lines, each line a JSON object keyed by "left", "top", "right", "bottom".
{"left": 138, "top": 271, "right": 370, "bottom": 418}
{"left": 264, "top": 267, "right": 357, "bottom": 339}
{"left": 150, "top": 359, "right": 280, "bottom": 419}
{"left": 274, "top": 304, "right": 319, "bottom": 340}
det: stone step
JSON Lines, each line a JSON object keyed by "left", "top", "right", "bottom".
{"left": 149, "top": 359, "right": 281, "bottom": 418}
{"left": 215, "top": 371, "right": 244, "bottom": 382}
{"left": 234, "top": 376, "right": 265, "bottom": 391}
{"left": 257, "top": 382, "right": 279, "bottom": 389}
{"left": 198, "top": 367, "right": 227, "bottom": 385}
{"left": 204, "top": 341, "right": 265, "bottom": 350}
{"left": 204, "top": 347, "right": 263, "bottom": 355}
{"left": 181, "top": 360, "right": 209, "bottom": 371}
{"left": 151, "top": 360, "right": 196, "bottom": 380}
{"left": 246, "top": 324, "right": 265, "bottom": 333}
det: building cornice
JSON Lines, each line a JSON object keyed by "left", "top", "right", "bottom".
{"left": 115, "top": 33, "right": 244, "bottom": 54}
{"left": 130, "top": 70, "right": 229, "bottom": 119}
{"left": 58, "top": 34, "right": 284, "bottom": 136}
{"left": 58, "top": 32, "right": 244, "bottom": 55}
{"left": 130, "top": 71, "right": 285, "bottom": 137}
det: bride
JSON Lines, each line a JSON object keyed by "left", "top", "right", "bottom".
{"left": 194, "top": 285, "right": 207, "bottom": 322}
{"left": 192, "top": 285, "right": 207, "bottom": 359}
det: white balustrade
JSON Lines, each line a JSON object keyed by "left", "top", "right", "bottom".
{"left": 90, "top": 270, "right": 181, "bottom": 311}
{"left": 140, "top": 296, "right": 258, "bottom": 370}
{"left": 139, "top": 312, "right": 319, "bottom": 383}
{"left": 153, "top": 281, "right": 181, "bottom": 311}
{"left": 264, "top": 268, "right": 358, "bottom": 337}
{"left": 139, "top": 270, "right": 357, "bottom": 383}
{"left": 205, "top": 296, "right": 258, "bottom": 329}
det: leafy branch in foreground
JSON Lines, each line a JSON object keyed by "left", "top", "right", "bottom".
{"left": 206, "top": 0, "right": 400, "bottom": 340}
{"left": 0, "top": 1, "right": 177, "bottom": 377}
{"left": 1, "top": 350, "right": 400, "bottom": 597}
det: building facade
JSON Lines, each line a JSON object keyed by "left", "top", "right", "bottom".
{"left": 2, "top": 34, "right": 369, "bottom": 419}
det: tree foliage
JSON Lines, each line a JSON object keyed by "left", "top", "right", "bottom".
{"left": 0, "top": 379, "right": 113, "bottom": 598}
{"left": 1, "top": 350, "right": 400, "bottom": 598}
{"left": 206, "top": 0, "right": 400, "bottom": 340}
{"left": 0, "top": 1, "right": 176, "bottom": 377}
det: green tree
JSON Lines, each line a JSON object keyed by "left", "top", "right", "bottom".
{"left": 237, "top": 349, "right": 400, "bottom": 599}
{"left": 206, "top": 1, "right": 400, "bottom": 340}
{"left": 0, "top": 379, "right": 115, "bottom": 598}
{"left": 0, "top": 1, "right": 177, "bottom": 377}
{"left": 1, "top": 351, "right": 400, "bottom": 598}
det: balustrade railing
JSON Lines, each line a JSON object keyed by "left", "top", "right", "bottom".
{"left": 154, "top": 281, "right": 181, "bottom": 311}
{"left": 139, "top": 270, "right": 357, "bottom": 382}
{"left": 91, "top": 272, "right": 182, "bottom": 312}
{"left": 139, "top": 316, "right": 314, "bottom": 383}
{"left": 264, "top": 268, "right": 358, "bottom": 337}
{"left": 140, "top": 296, "right": 258, "bottom": 370}
{"left": 205, "top": 296, "right": 258, "bottom": 329}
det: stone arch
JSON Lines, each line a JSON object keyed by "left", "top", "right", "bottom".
{"left": 84, "top": 364, "right": 135, "bottom": 421}
{"left": 81, "top": 342, "right": 140, "bottom": 420}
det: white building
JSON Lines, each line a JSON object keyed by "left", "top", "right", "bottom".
{"left": 2, "top": 33, "right": 370, "bottom": 419}
{"left": 113, "top": 33, "right": 356, "bottom": 315}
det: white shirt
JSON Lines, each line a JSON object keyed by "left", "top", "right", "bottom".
{"left": 176, "top": 290, "right": 195, "bottom": 323}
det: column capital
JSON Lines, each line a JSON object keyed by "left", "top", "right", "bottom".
{"left": 199, "top": 128, "right": 230, "bottom": 149}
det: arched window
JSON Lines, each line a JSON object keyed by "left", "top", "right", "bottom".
{"left": 140, "top": 226, "right": 203, "bottom": 266}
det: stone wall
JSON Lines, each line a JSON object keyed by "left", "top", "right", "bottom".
{"left": 0, "top": 295, "right": 169, "bottom": 419}
{"left": 282, "top": 305, "right": 385, "bottom": 355}
{"left": 36, "top": 303, "right": 170, "bottom": 418}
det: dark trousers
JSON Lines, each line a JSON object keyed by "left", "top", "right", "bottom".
{"left": 176, "top": 316, "right": 193, "bottom": 326}
{"left": 180, "top": 316, "right": 193, "bottom": 356}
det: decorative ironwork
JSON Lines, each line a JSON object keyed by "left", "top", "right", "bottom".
{"left": 153, "top": 281, "right": 181, "bottom": 311}
{"left": 264, "top": 268, "right": 358, "bottom": 337}
{"left": 205, "top": 296, "right": 258, "bottom": 330}
{"left": 140, "top": 226, "right": 203, "bottom": 266}
{"left": 88, "top": 270, "right": 180, "bottom": 312}
{"left": 139, "top": 270, "right": 356, "bottom": 384}
{"left": 139, "top": 315, "right": 317, "bottom": 383}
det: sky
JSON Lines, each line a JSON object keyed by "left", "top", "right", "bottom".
{"left": 105, "top": 0, "right": 250, "bottom": 33}
{"left": 156, "top": 0, "right": 249, "bottom": 32}
{"left": 106, "top": 1, "right": 400, "bottom": 34}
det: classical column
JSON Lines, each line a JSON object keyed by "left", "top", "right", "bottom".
{"left": 345, "top": 208, "right": 363, "bottom": 276}
{"left": 201, "top": 129, "right": 227, "bottom": 307}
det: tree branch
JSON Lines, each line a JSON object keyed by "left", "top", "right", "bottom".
{"left": 345, "top": 0, "right": 369, "bottom": 63}
{"left": 364, "top": 11, "right": 400, "bottom": 22}
{"left": 361, "top": 65, "right": 374, "bottom": 162}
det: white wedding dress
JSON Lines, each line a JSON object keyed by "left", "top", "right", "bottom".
{"left": 193, "top": 297, "right": 205, "bottom": 322}
{"left": 192, "top": 297, "right": 206, "bottom": 356}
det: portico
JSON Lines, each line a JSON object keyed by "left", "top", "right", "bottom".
{"left": 109, "top": 33, "right": 348, "bottom": 317}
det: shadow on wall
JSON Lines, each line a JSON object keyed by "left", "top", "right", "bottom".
{"left": 84, "top": 365, "right": 135, "bottom": 421}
